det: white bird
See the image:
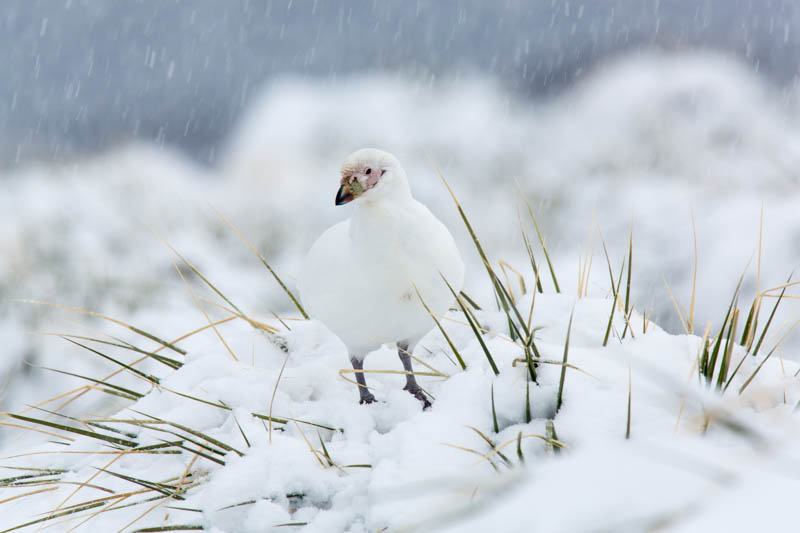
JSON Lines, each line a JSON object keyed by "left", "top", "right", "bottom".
{"left": 300, "top": 149, "right": 465, "bottom": 407}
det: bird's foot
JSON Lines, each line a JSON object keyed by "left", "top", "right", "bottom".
{"left": 359, "top": 392, "right": 377, "bottom": 405}
{"left": 404, "top": 386, "right": 432, "bottom": 410}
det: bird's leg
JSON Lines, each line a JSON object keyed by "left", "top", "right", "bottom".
{"left": 397, "top": 342, "right": 432, "bottom": 409}
{"left": 350, "top": 357, "right": 376, "bottom": 404}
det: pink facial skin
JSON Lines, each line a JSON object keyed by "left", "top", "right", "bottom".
{"left": 340, "top": 166, "right": 383, "bottom": 191}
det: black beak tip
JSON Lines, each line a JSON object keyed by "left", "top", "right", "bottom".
{"left": 335, "top": 186, "right": 354, "bottom": 206}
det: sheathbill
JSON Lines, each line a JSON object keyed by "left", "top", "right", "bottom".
{"left": 300, "top": 149, "right": 464, "bottom": 408}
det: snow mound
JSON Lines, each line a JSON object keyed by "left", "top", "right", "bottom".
{"left": 4, "top": 292, "right": 800, "bottom": 532}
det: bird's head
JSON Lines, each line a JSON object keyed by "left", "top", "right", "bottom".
{"left": 335, "top": 148, "right": 410, "bottom": 206}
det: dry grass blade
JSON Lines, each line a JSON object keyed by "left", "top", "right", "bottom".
{"left": 0, "top": 486, "right": 58, "bottom": 506}
{"left": 517, "top": 184, "right": 560, "bottom": 293}
{"left": 466, "top": 426, "right": 512, "bottom": 467}
{"left": 664, "top": 278, "right": 689, "bottom": 334}
{"left": 199, "top": 299, "right": 280, "bottom": 334}
{"left": 0, "top": 500, "right": 106, "bottom": 533}
{"left": 173, "top": 262, "right": 239, "bottom": 362}
{"left": 476, "top": 432, "right": 566, "bottom": 466}
{"left": 577, "top": 225, "right": 596, "bottom": 299}
{"left": 115, "top": 455, "right": 200, "bottom": 532}
{"left": 518, "top": 212, "right": 543, "bottom": 293}
{"left": 498, "top": 260, "right": 526, "bottom": 301}
{"left": 150, "top": 226, "right": 246, "bottom": 319}
{"left": 739, "top": 316, "right": 800, "bottom": 394}
{"left": 130, "top": 526, "right": 204, "bottom": 532}
{"left": 214, "top": 207, "right": 309, "bottom": 319}
{"left": 511, "top": 358, "right": 598, "bottom": 380}
{"left": 17, "top": 300, "right": 186, "bottom": 355}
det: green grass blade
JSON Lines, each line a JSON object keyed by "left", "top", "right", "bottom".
{"left": 459, "top": 291, "right": 482, "bottom": 311}
{"left": 525, "top": 381, "right": 532, "bottom": 424}
{"left": 4, "top": 413, "right": 138, "bottom": 448}
{"left": 739, "top": 298, "right": 759, "bottom": 348}
{"left": 317, "top": 431, "right": 336, "bottom": 467}
{"left": 491, "top": 383, "right": 499, "bottom": 433}
{"left": 626, "top": 365, "right": 632, "bottom": 439}
{"left": 63, "top": 338, "right": 159, "bottom": 384}
{"left": 716, "top": 308, "right": 739, "bottom": 390}
{"left": 232, "top": 414, "right": 251, "bottom": 449}
{"left": 94, "top": 468, "right": 183, "bottom": 498}
{"left": 603, "top": 256, "right": 626, "bottom": 347}
{"left": 442, "top": 275, "right": 499, "bottom": 375}
{"left": 621, "top": 221, "right": 634, "bottom": 340}
{"left": 49, "top": 334, "right": 183, "bottom": 370}
{"left": 415, "top": 285, "right": 467, "bottom": 370}
{"left": 130, "top": 411, "right": 243, "bottom": 457}
{"left": 750, "top": 276, "right": 791, "bottom": 357}
{"left": 556, "top": 309, "right": 575, "bottom": 413}
{"left": 545, "top": 420, "right": 560, "bottom": 455}
{"left": 36, "top": 366, "right": 144, "bottom": 400}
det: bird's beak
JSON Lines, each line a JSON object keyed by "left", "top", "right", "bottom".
{"left": 335, "top": 184, "right": 354, "bottom": 205}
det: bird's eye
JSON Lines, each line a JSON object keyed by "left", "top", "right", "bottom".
{"left": 365, "top": 168, "right": 371, "bottom": 175}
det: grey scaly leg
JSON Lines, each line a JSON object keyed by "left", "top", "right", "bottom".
{"left": 350, "top": 357, "right": 376, "bottom": 404}
{"left": 397, "top": 342, "right": 432, "bottom": 409}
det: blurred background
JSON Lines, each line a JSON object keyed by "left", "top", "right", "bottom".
{"left": 2, "top": 1, "right": 800, "bottom": 422}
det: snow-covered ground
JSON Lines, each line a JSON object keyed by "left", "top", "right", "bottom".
{"left": 2, "top": 51, "right": 800, "bottom": 530}
{"left": 3, "top": 291, "right": 799, "bottom": 531}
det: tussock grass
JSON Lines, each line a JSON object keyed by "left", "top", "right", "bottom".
{"left": 4, "top": 164, "right": 799, "bottom": 532}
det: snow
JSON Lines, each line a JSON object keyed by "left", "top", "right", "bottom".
{"left": 3, "top": 292, "right": 800, "bottom": 531}
{"left": 2, "top": 51, "right": 800, "bottom": 531}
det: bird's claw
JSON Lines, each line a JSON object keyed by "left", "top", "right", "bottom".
{"left": 405, "top": 386, "right": 432, "bottom": 410}
{"left": 359, "top": 393, "right": 377, "bottom": 405}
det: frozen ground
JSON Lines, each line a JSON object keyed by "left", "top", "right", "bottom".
{"left": 1, "top": 51, "right": 800, "bottom": 530}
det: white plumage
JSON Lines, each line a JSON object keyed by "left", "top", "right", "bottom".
{"left": 300, "top": 148, "right": 464, "bottom": 406}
